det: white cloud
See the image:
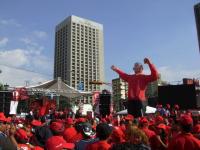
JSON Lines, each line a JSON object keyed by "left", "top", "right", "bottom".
{"left": 33, "top": 30, "right": 48, "bottom": 39}
{"left": 0, "top": 49, "right": 29, "bottom": 67}
{"left": 158, "top": 66, "right": 200, "bottom": 83}
{"left": 0, "top": 37, "right": 8, "bottom": 47}
{"left": 0, "top": 65, "right": 50, "bottom": 87}
{"left": 0, "top": 19, "right": 21, "bottom": 27}
{"left": 0, "top": 48, "right": 52, "bottom": 73}
{"left": 20, "top": 38, "right": 43, "bottom": 55}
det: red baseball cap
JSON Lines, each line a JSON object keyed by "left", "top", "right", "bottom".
{"left": 76, "top": 117, "right": 86, "bottom": 123}
{"left": 31, "top": 120, "right": 42, "bottom": 127}
{"left": 180, "top": 115, "right": 193, "bottom": 126}
{"left": 157, "top": 123, "right": 167, "bottom": 130}
{"left": 66, "top": 118, "right": 74, "bottom": 125}
{"left": 0, "top": 112, "right": 6, "bottom": 122}
{"left": 50, "top": 122, "right": 64, "bottom": 133}
{"left": 155, "top": 115, "right": 164, "bottom": 122}
{"left": 139, "top": 117, "right": 149, "bottom": 124}
{"left": 46, "top": 136, "right": 75, "bottom": 150}
{"left": 125, "top": 114, "right": 134, "bottom": 121}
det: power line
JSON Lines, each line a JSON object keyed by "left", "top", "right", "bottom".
{"left": 0, "top": 63, "right": 52, "bottom": 77}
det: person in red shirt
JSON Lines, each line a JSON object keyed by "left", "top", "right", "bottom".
{"left": 63, "top": 125, "right": 77, "bottom": 142}
{"left": 168, "top": 114, "right": 200, "bottom": 150}
{"left": 139, "top": 117, "right": 156, "bottom": 139}
{"left": 111, "top": 58, "right": 158, "bottom": 117}
{"left": 86, "top": 123, "right": 112, "bottom": 150}
{"left": 150, "top": 123, "right": 168, "bottom": 150}
{"left": 45, "top": 121, "right": 75, "bottom": 150}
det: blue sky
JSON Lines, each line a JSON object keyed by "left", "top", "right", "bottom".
{"left": 0, "top": 0, "right": 200, "bottom": 86}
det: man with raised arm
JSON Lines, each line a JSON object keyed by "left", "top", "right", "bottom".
{"left": 111, "top": 58, "right": 159, "bottom": 118}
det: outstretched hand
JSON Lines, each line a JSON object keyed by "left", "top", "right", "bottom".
{"left": 144, "top": 58, "right": 151, "bottom": 64}
{"left": 111, "top": 65, "right": 117, "bottom": 71}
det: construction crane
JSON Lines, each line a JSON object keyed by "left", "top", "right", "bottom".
{"left": 89, "top": 80, "right": 112, "bottom": 86}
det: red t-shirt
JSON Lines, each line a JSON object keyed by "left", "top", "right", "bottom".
{"left": 114, "top": 63, "right": 158, "bottom": 101}
{"left": 86, "top": 140, "right": 111, "bottom": 150}
{"left": 168, "top": 133, "right": 200, "bottom": 150}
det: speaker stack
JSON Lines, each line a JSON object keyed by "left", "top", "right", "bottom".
{"left": 158, "top": 84, "right": 200, "bottom": 109}
{"left": 99, "top": 93, "right": 111, "bottom": 117}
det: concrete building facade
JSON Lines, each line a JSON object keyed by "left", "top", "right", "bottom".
{"left": 112, "top": 78, "right": 128, "bottom": 112}
{"left": 54, "top": 15, "right": 104, "bottom": 103}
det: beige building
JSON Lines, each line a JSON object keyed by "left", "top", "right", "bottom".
{"left": 54, "top": 15, "right": 104, "bottom": 103}
{"left": 112, "top": 78, "right": 128, "bottom": 111}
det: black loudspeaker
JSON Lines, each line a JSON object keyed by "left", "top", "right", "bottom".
{"left": 194, "top": 3, "right": 200, "bottom": 52}
{"left": 99, "top": 94, "right": 111, "bottom": 117}
{"left": 0, "top": 91, "right": 12, "bottom": 116}
{"left": 158, "top": 84, "right": 199, "bottom": 109}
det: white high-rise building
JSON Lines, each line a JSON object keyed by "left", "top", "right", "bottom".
{"left": 54, "top": 15, "right": 104, "bottom": 103}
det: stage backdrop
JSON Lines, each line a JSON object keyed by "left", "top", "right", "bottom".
{"left": 158, "top": 84, "right": 199, "bottom": 109}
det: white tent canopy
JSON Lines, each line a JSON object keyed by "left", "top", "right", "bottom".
{"left": 25, "top": 77, "right": 91, "bottom": 98}
{"left": 116, "top": 106, "right": 157, "bottom": 115}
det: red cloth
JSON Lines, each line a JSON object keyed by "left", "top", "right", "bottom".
{"left": 63, "top": 127, "right": 77, "bottom": 142}
{"left": 86, "top": 140, "right": 111, "bottom": 150}
{"left": 31, "top": 120, "right": 42, "bottom": 127}
{"left": 168, "top": 133, "right": 200, "bottom": 150}
{"left": 15, "top": 129, "right": 28, "bottom": 140}
{"left": 45, "top": 136, "right": 74, "bottom": 150}
{"left": 114, "top": 63, "right": 158, "bottom": 101}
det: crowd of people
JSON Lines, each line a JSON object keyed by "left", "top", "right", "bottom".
{"left": 0, "top": 58, "right": 199, "bottom": 150}
{"left": 0, "top": 104, "right": 199, "bottom": 150}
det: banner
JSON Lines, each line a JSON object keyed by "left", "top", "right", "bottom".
{"left": 9, "top": 101, "right": 19, "bottom": 115}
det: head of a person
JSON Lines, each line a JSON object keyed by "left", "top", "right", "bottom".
{"left": 80, "top": 122, "right": 94, "bottom": 139}
{"left": 111, "top": 127, "right": 125, "bottom": 143}
{"left": 126, "top": 126, "right": 149, "bottom": 145}
{"left": 0, "top": 113, "right": 7, "bottom": 133}
{"left": 15, "top": 128, "right": 29, "bottom": 144}
{"left": 124, "top": 114, "right": 134, "bottom": 128}
{"left": 180, "top": 115, "right": 193, "bottom": 133}
{"left": 65, "top": 118, "right": 74, "bottom": 128}
{"left": 50, "top": 121, "right": 65, "bottom": 135}
{"left": 96, "top": 123, "right": 112, "bottom": 141}
{"left": 156, "top": 123, "right": 167, "bottom": 137}
{"left": 139, "top": 117, "right": 149, "bottom": 128}
{"left": 133, "top": 62, "right": 143, "bottom": 74}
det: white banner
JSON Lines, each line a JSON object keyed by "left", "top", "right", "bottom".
{"left": 9, "top": 101, "right": 19, "bottom": 115}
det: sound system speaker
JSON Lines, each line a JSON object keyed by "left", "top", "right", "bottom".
{"left": 158, "top": 84, "right": 199, "bottom": 109}
{"left": 194, "top": 3, "right": 200, "bottom": 52}
{"left": 99, "top": 94, "right": 111, "bottom": 117}
{"left": 0, "top": 91, "right": 12, "bottom": 116}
